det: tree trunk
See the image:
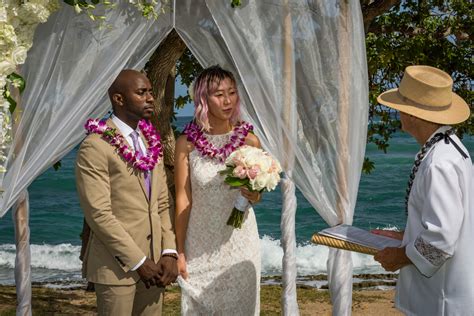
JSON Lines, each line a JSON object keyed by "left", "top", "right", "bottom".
{"left": 360, "top": 0, "right": 400, "bottom": 33}
{"left": 146, "top": 29, "right": 187, "bottom": 193}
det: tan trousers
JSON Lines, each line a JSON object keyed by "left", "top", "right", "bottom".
{"left": 95, "top": 281, "right": 164, "bottom": 316}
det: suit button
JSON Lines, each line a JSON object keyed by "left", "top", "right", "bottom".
{"left": 147, "top": 234, "right": 152, "bottom": 240}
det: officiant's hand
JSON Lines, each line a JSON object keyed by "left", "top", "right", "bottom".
{"left": 371, "top": 229, "right": 404, "bottom": 241}
{"left": 156, "top": 255, "right": 178, "bottom": 286}
{"left": 177, "top": 253, "right": 189, "bottom": 280}
{"left": 137, "top": 258, "right": 161, "bottom": 289}
{"left": 240, "top": 187, "right": 262, "bottom": 204}
{"left": 374, "top": 246, "right": 411, "bottom": 272}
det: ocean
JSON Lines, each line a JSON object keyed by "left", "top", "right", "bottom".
{"left": 0, "top": 116, "right": 473, "bottom": 287}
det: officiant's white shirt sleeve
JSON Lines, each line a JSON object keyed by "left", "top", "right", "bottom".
{"left": 406, "top": 158, "right": 465, "bottom": 278}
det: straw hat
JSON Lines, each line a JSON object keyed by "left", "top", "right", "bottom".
{"left": 377, "top": 65, "right": 470, "bottom": 124}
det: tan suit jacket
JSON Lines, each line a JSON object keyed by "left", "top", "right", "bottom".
{"left": 75, "top": 119, "right": 176, "bottom": 285}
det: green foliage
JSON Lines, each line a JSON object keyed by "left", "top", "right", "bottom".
{"left": 2, "top": 72, "right": 26, "bottom": 114}
{"left": 62, "top": 0, "right": 168, "bottom": 23}
{"left": 363, "top": 0, "right": 473, "bottom": 173}
{"left": 362, "top": 157, "right": 375, "bottom": 174}
{"left": 231, "top": 0, "right": 242, "bottom": 8}
{"left": 175, "top": 48, "right": 203, "bottom": 109}
{"left": 53, "top": 160, "right": 62, "bottom": 171}
{"left": 224, "top": 176, "right": 250, "bottom": 188}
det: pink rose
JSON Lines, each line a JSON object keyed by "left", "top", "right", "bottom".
{"left": 247, "top": 165, "right": 261, "bottom": 180}
{"left": 233, "top": 165, "right": 247, "bottom": 179}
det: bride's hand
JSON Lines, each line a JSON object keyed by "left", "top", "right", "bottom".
{"left": 240, "top": 187, "right": 262, "bottom": 204}
{"left": 178, "top": 253, "right": 189, "bottom": 279}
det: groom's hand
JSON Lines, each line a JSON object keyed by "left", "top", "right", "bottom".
{"left": 136, "top": 258, "right": 161, "bottom": 289}
{"left": 156, "top": 255, "right": 178, "bottom": 286}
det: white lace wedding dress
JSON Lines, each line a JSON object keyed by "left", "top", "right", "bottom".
{"left": 178, "top": 132, "right": 261, "bottom": 316}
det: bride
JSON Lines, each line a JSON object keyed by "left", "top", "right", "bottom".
{"left": 174, "top": 65, "right": 262, "bottom": 315}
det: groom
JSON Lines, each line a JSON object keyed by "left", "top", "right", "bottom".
{"left": 76, "top": 69, "right": 177, "bottom": 315}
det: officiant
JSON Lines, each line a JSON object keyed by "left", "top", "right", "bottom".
{"left": 372, "top": 65, "right": 473, "bottom": 315}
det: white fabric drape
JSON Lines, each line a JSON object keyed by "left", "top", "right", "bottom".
{"left": 177, "top": 1, "right": 368, "bottom": 314}
{"left": 0, "top": 2, "right": 173, "bottom": 217}
{"left": 280, "top": 175, "right": 299, "bottom": 314}
{"left": 0, "top": 2, "right": 174, "bottom": 313}
{"left": 12, "top": 190, "right": 31, "bottom": 316}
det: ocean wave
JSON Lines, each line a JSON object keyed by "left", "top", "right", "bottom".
{"left": 260, "top": 235, "right": 388, "bottom": 276}
{"left": 0, "top": 243, "right": 82, "bottom": 271}
{"left": 0, "top": 237, "right": 387, "bottom": 278}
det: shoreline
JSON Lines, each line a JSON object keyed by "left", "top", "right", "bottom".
{"left": 0, "top": 273, "right": 399, "bottom": 290}
{"left": 0, "top": 282, "right": 402, "bottom": 315}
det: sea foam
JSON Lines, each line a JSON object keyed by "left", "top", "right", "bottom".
{"left": 260, "top": 235, "right": 387, "bottom": 276}
{"left": 0, "top": 243, "right": 82, "bottom": 271}
{"left": 0, "top": 236, "right": 387, "bottom": 283}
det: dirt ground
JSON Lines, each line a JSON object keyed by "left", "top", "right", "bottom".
{"left": 0, "top": 285, "right": 402, "bottom": 315}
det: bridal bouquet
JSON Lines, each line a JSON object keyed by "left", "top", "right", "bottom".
{"left": 220, "top": 146, "right": 282, "bottom": 228}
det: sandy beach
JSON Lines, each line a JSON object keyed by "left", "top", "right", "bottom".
{"left": 0, "top": 282, "right": 402, "bottom": 315}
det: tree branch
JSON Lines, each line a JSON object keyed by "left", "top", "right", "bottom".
{"left": 361, "top": 0, "right": 401, "bottom": 33}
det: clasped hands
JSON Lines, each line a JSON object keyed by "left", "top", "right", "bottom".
{"left": 136, "top": 257, "right": 178, "bottom": 289}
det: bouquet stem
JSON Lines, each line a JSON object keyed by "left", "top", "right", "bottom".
{"left": 227, "top": 193, "right": 249, "bottom": 229}
{"left": 227, "top": 207, "right": 245, "bottom": 228}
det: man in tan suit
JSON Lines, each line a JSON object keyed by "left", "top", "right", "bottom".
{"left": 76, "top": 70, "right": 177, "bottom": 315}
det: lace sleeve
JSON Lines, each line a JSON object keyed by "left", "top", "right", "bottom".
{"left": 414, "top": 236, "right": 451, "bottom": 266}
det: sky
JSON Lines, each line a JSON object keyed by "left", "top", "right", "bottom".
{"left": 175, "top": 80, "right": 194, "bottom": 117}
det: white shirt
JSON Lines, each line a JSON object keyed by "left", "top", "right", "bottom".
{"left": 111, "top": 115, "right": 177, "bottom": 270}
{"left": 111, "top": 115, "right": 147, "bottom": 154}
{"left": 396, "top": 126, "right": 474, "bottom": 315}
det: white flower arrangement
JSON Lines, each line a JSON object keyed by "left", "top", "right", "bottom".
{"left": 65, "top": 0, "right": 169, "bottom": 25}
{"left": 220, "top": 145, "right": 282, "bottom": 228}
{"left": 0, "top": 0, "right": 60, "bottom": 175}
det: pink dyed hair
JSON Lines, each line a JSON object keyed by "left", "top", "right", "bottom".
{"left": 193, "top": 65, "right": 241, "bottom": 132}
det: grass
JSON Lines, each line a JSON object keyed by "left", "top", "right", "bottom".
{"left": 0, "top": 284, "right": 398, "bottom": 315}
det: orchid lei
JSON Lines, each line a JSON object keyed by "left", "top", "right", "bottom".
{"left": 182, "top": 121, "right": 253, "bottom": 163}
{"left": 85, "top": 119, "right": 163, "bottom": 171}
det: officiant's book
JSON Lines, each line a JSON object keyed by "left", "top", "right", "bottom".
{"left": 312, "top": 224, "right": 401, "bottom": 255}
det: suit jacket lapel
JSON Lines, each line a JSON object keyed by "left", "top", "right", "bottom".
{"left": 107, "top": 118, "right": 149, "bottom": 202}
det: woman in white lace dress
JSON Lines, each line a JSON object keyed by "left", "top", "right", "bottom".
{"left": 174, "top": 66, "right": 262, "bottom": 315}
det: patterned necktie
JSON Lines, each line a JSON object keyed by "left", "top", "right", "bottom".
{"left": 130, "top": 131, "right": 151, "bottom": 198}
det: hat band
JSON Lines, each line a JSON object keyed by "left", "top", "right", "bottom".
{"left": 397, "top": 91, "right": 452, "bottom": 112}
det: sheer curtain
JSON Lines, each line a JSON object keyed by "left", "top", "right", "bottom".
{"left": 0, "top": 2, "right": 173, "bottom": 217}
{"left": 0, "top": 2, "right": 173, "bottom": 314}
{"left": 177, "top": 1, "right": 368, "bottom": 314}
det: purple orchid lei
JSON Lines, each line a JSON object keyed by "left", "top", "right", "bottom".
{"left": 84, "top": 119, "right": 163, "bottom": 171}
{"left": 182, "top": 121, "right": 253, "bottom": 162}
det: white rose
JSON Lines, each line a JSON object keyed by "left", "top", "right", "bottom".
{"left": 251, "top": 173, "right": 270, "bottom": 191}
{"left": 21, "top": 3, "right": 50, "bottom": 24}
{"left": 265, "top": 173, "right": 280, "bottom": 191}
{"left": 0, "top": 7, "right": 7, "bottom": 23}
{"left": 8, "top": 16, "right": 21, "bottom": 28}
{"left": 11, "top": 46, "right": 27, "bottom": 64}
{"left": 241, "top": 146, "right": 261, "bottom": 164}
{"left": 16, "top": 27, "right": 35, "bottom": 48}
{"left": 0, "top": 74, "right": 7, "bottom": 87}
{"left": 0, "top": 24, "right": 17, "bottom": 45}
{"left": 0, "top": 59, "right": 16, "bottom": 75}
